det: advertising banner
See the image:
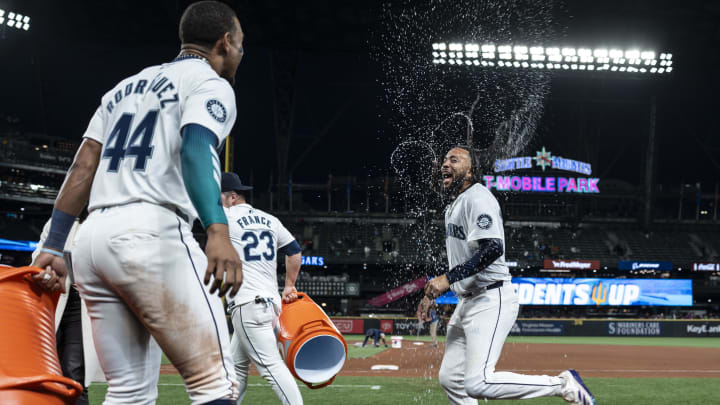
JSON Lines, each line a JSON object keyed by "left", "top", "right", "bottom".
{"left": 379, "top": 320, "right": 394, "bottom": 333}
{"left": 692, "top": 262, "right": 720, "bottom": 272}
{"left": 436, "top": 278, "right": 693, "bottom": 306}
{"left": 617, "top": 261, "right": 673, "bottom": 271}
{"left": 331, "top": 319, "right": 364, "bottom": 334}
{"left": 368, "top": 276, "right": 428, "bottom": 306}
{"left": 543, "top": 259, "right": 600, "bottom": 270}
{"left": 510, "top": 321, "right": 565, "bottom": 336}
{"left": 514, "top": 278, "right": 692, "bottom": 306}
{"left": 607, "top": 321, "right": 662, "bottom": 336}
{"left": 0, "top": 238, "right": 38, "bottom": 252}
{"left": 682, "top": 322, "right": 720, "bottom": 337}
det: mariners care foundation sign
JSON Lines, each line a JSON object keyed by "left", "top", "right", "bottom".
{"left": 485, "top": 147, "right": 600, "bottom": 194}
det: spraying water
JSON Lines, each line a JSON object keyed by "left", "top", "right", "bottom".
{"left": 372, "top": 1, "right": 559, "bottom": 390}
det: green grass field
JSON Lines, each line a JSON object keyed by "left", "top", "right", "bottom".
{"left": 88, "top": 375, "right": 719, "bottom": 404}
{"left": 88, "top": 337, "right": 720, "bottom": 404}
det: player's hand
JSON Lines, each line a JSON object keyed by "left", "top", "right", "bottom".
{"left": 282, "top": 286, "right": 298, "bottom": 303}
{"left": 416, "top": 295, "right": 433, "bottom": 319}
{"left": 31, "top": 251, "right": 68, "bottom": 294}
{"left": 424, "top": 274, "right": 450, "bottom": 299}
{"left": 204, "top": 223, "right": 243, "bottom": 297}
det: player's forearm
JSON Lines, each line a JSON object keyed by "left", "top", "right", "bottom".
{"left": 284, "top": 253, "right": 301, "bottom": 287}
{"left": 180, "top": 124, "right": 227, "bottom": 228}
{"left": 55, "top": 139, "right": 102, "bottom": 216}
{"left": 45, "top": 139, "right": 102, "bottom": 251}
{"left": 445, "top": 238, "right": 504, "bottom": 284}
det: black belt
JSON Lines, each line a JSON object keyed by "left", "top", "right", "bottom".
{"left": 174, "top": 207, "right": 189, "bottom": 224}
{"left": 460, "top": 281, "right": 504, "bottom": 299}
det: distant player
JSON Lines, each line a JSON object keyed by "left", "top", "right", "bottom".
{"left": 221, "top": 172, "right": 304, "bottom": 405}
{"left": 361, "top": 328, "right": 388, "bottom": 348}
{"left": 32, "top": 2, "right": 245, "bottom": 404}
{"left": 428, "top": 306, "right": 439, "bottom": 348}
{"left": 418, "top": 145, "right": 595, "bottom": 405}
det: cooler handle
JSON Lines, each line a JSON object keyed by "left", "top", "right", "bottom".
{"left": 0, "top": 374, "right": 83, "bottom": 398}
{"left": 0, "top": 265, "right": 42, "bottom": 282}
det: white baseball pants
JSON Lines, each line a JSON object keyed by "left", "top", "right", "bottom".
{"left": 230, "top": 301, "right": 303, "bottom": 405}
{"left": 439, "top": 282, "right": 563, "bottom": 404}
{"left": 73, "top": 202, "right": 238, "bottom": 405}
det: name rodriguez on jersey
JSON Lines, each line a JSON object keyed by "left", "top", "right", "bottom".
{"left": 105, "top": 75, "right": 179, "bottom": 114}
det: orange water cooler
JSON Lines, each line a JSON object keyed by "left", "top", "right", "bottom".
{"left": 276, "top": 292, "right": 347, "bottom": 389}
{"left": 0, "top": 266, "right": 83, "bottom": 404}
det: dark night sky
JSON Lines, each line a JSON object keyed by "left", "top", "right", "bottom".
{"left": 1, "top": 0, "right": 719, "bottom": 189}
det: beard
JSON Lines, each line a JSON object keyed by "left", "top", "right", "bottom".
{"left": 442, "top": 170, "right": 469, "bottom": 199}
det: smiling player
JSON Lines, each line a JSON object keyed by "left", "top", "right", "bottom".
{"left": 419, "top": 145, "right": 595, "bottom": 405}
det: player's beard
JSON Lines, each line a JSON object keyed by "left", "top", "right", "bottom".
{"left": 442, "top": 170, "right": 468, "bottom": 199}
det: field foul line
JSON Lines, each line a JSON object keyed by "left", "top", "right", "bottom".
{"left": 93, "top": 383, "right": 382, "bottom": 389}
{"left": 509, "top": 369, "right": 720, "bottom": 373}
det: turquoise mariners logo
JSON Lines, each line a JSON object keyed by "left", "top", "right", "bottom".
{"left": 533, "top": 147, "right": 553, "bottom": 171}
{"left": 206, "top": 99, "right": 227, "bottom": 123}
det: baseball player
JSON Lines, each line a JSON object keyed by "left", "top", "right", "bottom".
{"left": 428, "top": 306, "right": 440, "bottom": 348}
{"left": 221, "top": 172, "right": 304, "bottom": 405}
{"left": 419, "top": 146, "right": 595, "bottom": 405}
{"left": 31, "top": 2, "right": 246, "bottom": 404}
{"left": 361, "top": 328, "right": 388, "bottom": 348}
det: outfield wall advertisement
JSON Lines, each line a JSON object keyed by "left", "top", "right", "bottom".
{"left": 436, "top": 278, "right": 693, "bottom": 306}
{"left": 332, "top": 318, "right": 720, "bottom": 337}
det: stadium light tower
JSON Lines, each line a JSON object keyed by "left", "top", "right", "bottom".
{"left": 0, "top": 9, "right": 31, "bottom": 31}
{"left": 430, "top": 41, "right": 673, "bottom": 228}
{"left": 431, "top": 42, "right": 673, "bottom": 75}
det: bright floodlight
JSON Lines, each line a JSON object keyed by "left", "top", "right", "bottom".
{"left": 430, "top": 42, "right": 673, "bottom": 75}
{"left": 1, "top": 9, "right": 30, "bottom": 31}
{"left": 641, "top": 51, "right": 655, "bottom": 60}
{"left": 625, "top": 50, "right": 640, "bottom": 59}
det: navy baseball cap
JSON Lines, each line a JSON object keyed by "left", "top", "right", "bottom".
{"left": 221, "top": 172, "right": 253, "bottom": 193}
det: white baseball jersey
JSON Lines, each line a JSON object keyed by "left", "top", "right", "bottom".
{"left": 82, "top": 58, "right": 236, "bottom": 222}
{"left": 444, "top": 183, "right": 511, "bottom": 296}
{"left": 225, "top": 203, "right": 296, "bottom": 310}
{"left": 438, "top": 183, "right": 573, "bottom": 404}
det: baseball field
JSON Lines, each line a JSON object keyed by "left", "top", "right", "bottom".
{"left": 87, "top": 335, "right": 720, "bottom": 404}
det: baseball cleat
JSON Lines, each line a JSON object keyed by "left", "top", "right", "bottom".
{"left": 559, "top": 369, "right": 595, "bottom": 405}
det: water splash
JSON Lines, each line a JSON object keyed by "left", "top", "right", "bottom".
{"left": 371, "top": 0, "right": 559, "bottom": 349}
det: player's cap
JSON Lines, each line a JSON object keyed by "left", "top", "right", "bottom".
{"left": 221, "top": 172, "right": 253, "bottom": 192}
{"left": 379, "top": 332, "right": 386, "bottom": 338}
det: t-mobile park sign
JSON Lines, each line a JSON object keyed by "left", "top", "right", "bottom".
{"left": 544, "top": 259, "right": 601, "bottom": 270}
{"left": 486, "top": 147, "right": 599, "bottom": 193}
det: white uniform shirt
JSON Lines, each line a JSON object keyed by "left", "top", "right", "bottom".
{"left": 225, "top": 204, "right": 296, "bottom": 311}
{"left": 82, "top": 59, "right": 237, "bottom": 223}
{"left": 444, "top": 183, "right": 511, "bottom": 296}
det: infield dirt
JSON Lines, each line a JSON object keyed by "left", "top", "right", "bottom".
{"left": 160, "top": 340, "right": 720, "bottom": 378}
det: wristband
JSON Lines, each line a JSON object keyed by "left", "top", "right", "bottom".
{"left": 45, "top": 208, "right": 76, "bottom": 250}
{"left": 40, "top": 248, "right": 64, "bottom": 258}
